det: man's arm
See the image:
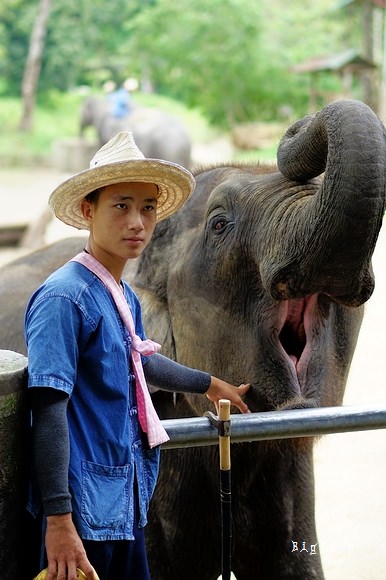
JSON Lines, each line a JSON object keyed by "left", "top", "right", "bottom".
{"left": 143, "top": 353, "right": 211, "bottom": 393}
{"left": 30, "top": 388, "right": 72, "bottom": 514}
{"left": 144, "top": 353, "right": 250, "bottom": 413}
{"left": 30, "top": 388, "right": 96, "bottom": 579}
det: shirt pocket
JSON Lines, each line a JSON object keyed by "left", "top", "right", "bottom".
{"left": 81, "top": 460, "right": 133, "bottom": 530}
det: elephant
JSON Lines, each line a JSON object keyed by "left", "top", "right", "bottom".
{"left": 79, "top": 96, "right": 192, "bottom": 168}
{"left": 0, "top": 238, "right": 85, "bottom": 356}
{"left": 0, "top": 237, "right": 139, "bottom": 356}
{"left": 0, "top": 99, "right": 385, "bottom": 579}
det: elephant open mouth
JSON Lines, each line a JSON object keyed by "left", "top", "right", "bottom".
{"left": 278, "top": 294, "right": 317, "bottom": 392}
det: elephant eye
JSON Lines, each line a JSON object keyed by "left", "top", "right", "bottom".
{"left": 211, "top": 217, "right": 228, "bottom": 231}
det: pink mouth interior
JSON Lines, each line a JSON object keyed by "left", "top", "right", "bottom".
{"left": 278, "top": 295, "right": 317, "bottom": 387}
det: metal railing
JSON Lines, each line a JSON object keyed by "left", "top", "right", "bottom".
{"left": 161, "top": 402, "right": 386, "bottom": 580}
{"left": 161, "top": 404, "right": 386, "bottom": 448}
{"left": 1, "top": 349, "right": 386, "bottom": 579}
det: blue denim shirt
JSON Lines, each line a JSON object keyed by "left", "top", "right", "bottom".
{"left": 25, "top": 261, "right": 160, "bottom": 541}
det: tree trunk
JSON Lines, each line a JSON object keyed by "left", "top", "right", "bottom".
{"left": 18, "top": 0, "right": 52, "bottom": 132}
{"left": 361, "top": 0, "right": 378, "bottom": 112}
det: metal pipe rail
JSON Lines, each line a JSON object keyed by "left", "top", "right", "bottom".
{"left": 161, "top": 404, "right": 386, "bottom": 449}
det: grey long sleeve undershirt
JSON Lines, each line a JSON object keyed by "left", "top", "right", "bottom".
{"left": 144, "top": 353, "right": 211, "bottom": 394}
{"left": 30, "top": 388, "right": 72, "bottom": 516}
{"left": 30, "top": 354, "right": 212, "bottom": 516}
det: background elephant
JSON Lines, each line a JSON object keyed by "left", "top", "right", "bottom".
{"left": 0, "top": 236, "right": 140, "bottom": 356}
{"left": 79, "top": 96, "right": 192, "bottom": 168}
{"left": 0, "top": 238, "right": 86, "bottom": 355}
{"left": 0, "top": 99, "right": 385, "bottom": 579}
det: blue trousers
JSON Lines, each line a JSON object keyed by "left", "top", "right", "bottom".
{"left": 37, "top": 504, "right": 151, "bottom": 579}
{"left": 82, "top": 490, "right": 151, "bottom": 579}
{"left": 83, "top": 526, "right": 151, "bottom": 580}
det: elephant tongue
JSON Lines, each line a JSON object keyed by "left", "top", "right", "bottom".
{"left": 279, "top": 295, "right": 317, "bottom": 390}
{"left": 279, "top": 301, "right": 307, "bottom": 362}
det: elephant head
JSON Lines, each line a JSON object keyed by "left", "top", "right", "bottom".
{"left": 79, "top": 96, "right": 110, "bottom": 137}
{"left": 134, "top": 99, "right": 386, "bottom": 418}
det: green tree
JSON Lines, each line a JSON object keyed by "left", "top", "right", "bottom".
{"left": 41, "top": 0, "right": 144, "bottom": 91}
{"left": 0, "top": 0, "right": 355, "bottom": 127}
{"left": 19, "top": 0, "right": 52, "bottom": 130}
{"left": 0, "top": 0, "right": 35, "bottom": 95}
{"left": 124, "top": 0, "right": 349, "bottom": 126}
{"left": 0, "top": 0, "right": 145, "bottom": 95}
{"left": 125, "top": 0, "right": 302, "bottom": 126}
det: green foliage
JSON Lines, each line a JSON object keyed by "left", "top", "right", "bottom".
{"left": 0, "top": 0, "right": 145, "bottom": 94}
{"left": 0, "top": 92, "right": 85, "bottom": 165}
{"left": 0, "top": 91, "right": 225, "bottom": 166}
{"left": 42, "top": 0, "right": 141, "bottom": 90}
{"left": 125, "top": 0, "right": 302, "bottom": 126}
{"left": 0, "top": 0, "right": 35, "bottom": 94}
{"left": 0, "top": 0, "right": 367, "bottom": 129}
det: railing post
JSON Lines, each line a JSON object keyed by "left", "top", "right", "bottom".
{"left": 0, "top": 349, "right": 29, "bottom": 579}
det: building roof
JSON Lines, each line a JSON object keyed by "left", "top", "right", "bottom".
{"left": 334, "top": 0, "right": 386, "bottom": 8}
{"left": 292, "top": 49, "right": 377, "bottom": 74}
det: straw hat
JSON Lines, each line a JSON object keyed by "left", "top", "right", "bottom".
{"left": 34, "top": 567, "right": 99, "bottom": 579}
{"left": 49, "top": 131, "right": 195, "bottom": 229}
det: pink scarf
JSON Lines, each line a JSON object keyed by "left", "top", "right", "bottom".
{"left": 71, "top": 251, "right": 170, "bottom": 448}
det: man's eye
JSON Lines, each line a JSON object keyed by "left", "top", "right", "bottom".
{"left": 116, "top": 203, "right": 127, "bottom": 210}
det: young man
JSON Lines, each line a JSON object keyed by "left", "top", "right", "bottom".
{"left": 25, "top": 132, "right": 250, "bottom": 580}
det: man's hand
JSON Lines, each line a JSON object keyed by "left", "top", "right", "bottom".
{"left": 45, "top": 514, "right": 97, "bottom": 579}
{"left": 206, "top": 378, "right": 251, "bottom": 414}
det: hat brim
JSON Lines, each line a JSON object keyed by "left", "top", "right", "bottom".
{"left": 49, "top": 158, "right": 195, "bottom": 229}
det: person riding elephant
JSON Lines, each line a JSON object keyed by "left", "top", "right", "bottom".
{"left": 104, "top": 78, "right": 139, "bottom": 119}
{"left": 79, "top": 93, "right": 192, "bottom": 169}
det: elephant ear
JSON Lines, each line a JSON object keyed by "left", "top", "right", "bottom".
{"left": 131, "top": 218, "right": 178, "bottom": 359}
{"left": 132, "top": 172, "right": 224, "bottom": 356}
{"left": 135, "top": 285, "right": 176, "bottom": 359}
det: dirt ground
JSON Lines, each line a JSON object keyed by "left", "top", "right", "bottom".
{"left": 0, "top": 165, "right": 385, "bottom": 579}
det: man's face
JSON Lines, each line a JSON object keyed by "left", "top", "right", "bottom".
{"left": 81, "top": 181, "right": 158, "bottom": 262}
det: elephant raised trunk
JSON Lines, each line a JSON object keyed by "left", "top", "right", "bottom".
{"left": 270, "top": 99, "right": 386, "bottom": 306}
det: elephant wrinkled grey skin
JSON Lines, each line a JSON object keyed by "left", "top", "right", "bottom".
{"left": 0, "top": 99, "right": 385, "bottom": 579}
{"left": 0, "top": 236, "right": 138, "bottom": 356}
{"left": 0, "top": 238, "right": 86, "bottom": 355}
{"left": 135, "top": 99, "right": 386, "bottom": 580}
{"left": 79, "top": 96, "right": 192, "bottom": 168}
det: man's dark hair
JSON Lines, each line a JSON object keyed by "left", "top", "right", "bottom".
{"left": 85, "top": 187, "right": 104, "bottom": 204}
